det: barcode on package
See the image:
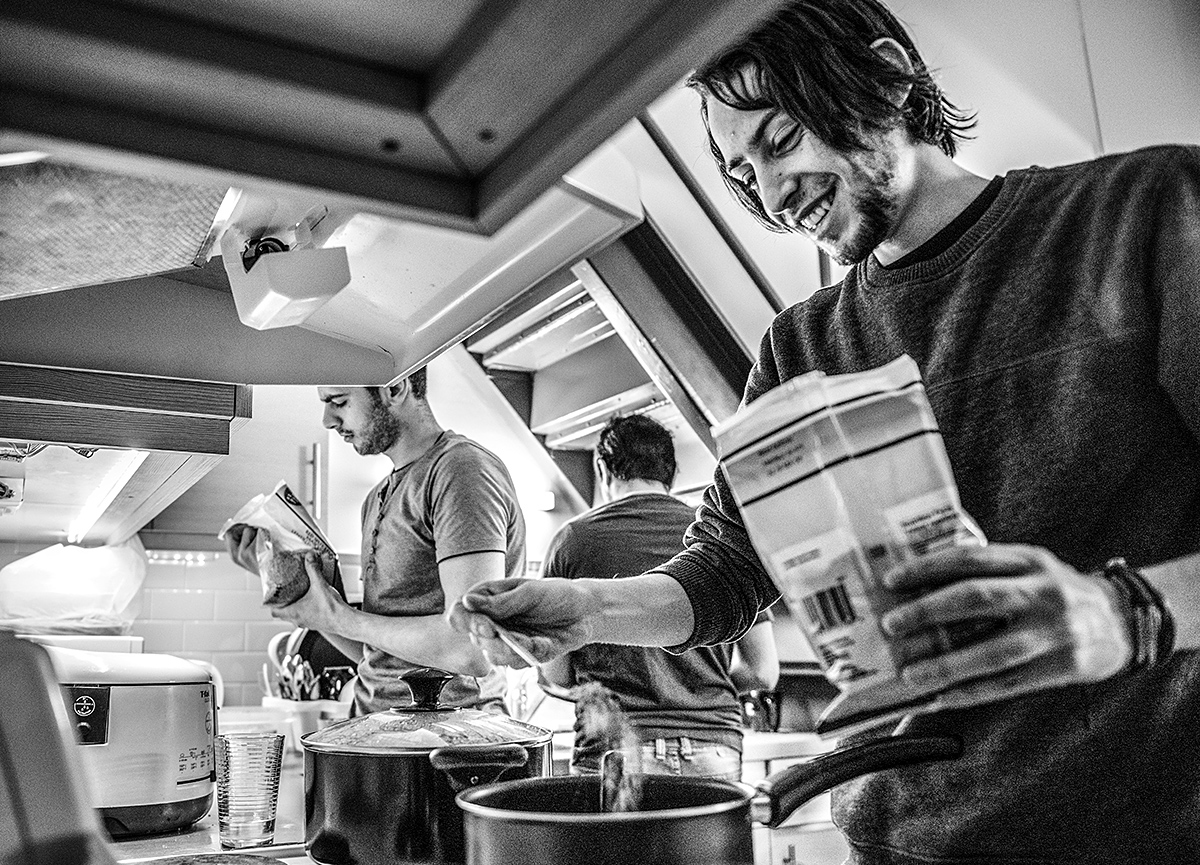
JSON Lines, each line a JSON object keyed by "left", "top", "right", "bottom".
{"left": 801, "top": 580, "right": 858, "bottom": 633}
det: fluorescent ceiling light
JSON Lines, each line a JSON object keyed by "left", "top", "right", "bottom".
{"left": 0, "top": 151, "right": 49, "bottom": 167}
{"left": 67, "top": 449, "right": 149, "bottom": 544}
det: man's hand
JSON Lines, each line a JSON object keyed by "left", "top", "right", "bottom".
{"left": 447, "top": 578, "right": 600, "bottom": 669}
{"left": 271, "top": 552, "right": 351, "bottom": 632}
{"left": 224, "top": 523, "right": 261, "bottom": 575}
{"left": 880, "top": 543, "right": 1133, "bottom": 705}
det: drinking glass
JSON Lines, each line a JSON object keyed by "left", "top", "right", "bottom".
{"left": 215, "top": 731, "right": 285, "bottom": 848}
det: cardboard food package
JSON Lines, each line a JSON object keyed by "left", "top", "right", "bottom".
{"left": 714, "top": 355, "right": 985, "bottom": 736}
{"left": 218, "top": 480, "right": 344, "bottom": 607}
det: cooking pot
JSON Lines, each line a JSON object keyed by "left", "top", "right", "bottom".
{"left": 456, "top": 733, "right": 962, "bottom": 865}
{"left": 301, "top": 668, "right": 552, "bottom": 865}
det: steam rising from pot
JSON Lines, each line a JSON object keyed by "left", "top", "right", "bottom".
{"left": 575, "top": 682, "right": 643, "bottom": 812}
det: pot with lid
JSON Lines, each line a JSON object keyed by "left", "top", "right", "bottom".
{"left": 301, "top": 668, "right": 551, "bottom": 865}
{"left": 456, "top": 733, "right": 963, "bottom": 865}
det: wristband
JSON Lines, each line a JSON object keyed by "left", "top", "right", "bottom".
{"left": 1100, "top": 557, "right": 1176, "bottom": 669}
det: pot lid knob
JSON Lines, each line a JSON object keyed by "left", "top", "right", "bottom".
{"left": 402, "top": 668, "right": 456, "bottom": 711}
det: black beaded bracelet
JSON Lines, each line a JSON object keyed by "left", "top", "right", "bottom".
{"left": 1100, "top": 557, "right": 1176, "bottom": 669}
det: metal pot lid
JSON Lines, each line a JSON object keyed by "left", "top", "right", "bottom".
{"left": 301, "top": 668, "right": 551, "bottom": 755}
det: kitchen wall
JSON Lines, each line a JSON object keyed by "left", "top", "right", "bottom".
{"left": 0, "top": 540, "right": 295, "bottom": 706}
{"left": 130, "top": 550, "right": 294, "bottom": 707}
{"left": 119, "top": 347, "right": 588, "bottom": 706}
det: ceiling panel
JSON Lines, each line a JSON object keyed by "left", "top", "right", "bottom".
{"left": 127, "top": 0, "right": 484, "bottom": 71}
{"left": 0, "top": 0, "right": 790, "bottom": 233}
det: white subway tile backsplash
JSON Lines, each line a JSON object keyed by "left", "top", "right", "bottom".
{"left": 215, "top": 589, "right": 274, "bottom": 622}
{"left": 147, "top": 588, "right": 216, "bottom": 620}
{"left": 142, "top": 566, "right": 185, "bottom": 589}
{"left": 131, "top": 551, "right": 289, "bottom": 706}
{"left": 247, "top": 622, "right": 293, "bottom": 651}
{"left": 211, "top": 650, "right": 270, "bottom": 684}
{"left": 128, "top": 621, "right": 186, "bottom": 652}
{"left": 184, "top": 568, "right": 244, "bottom": 591}
{"left": 184, "top": 621, "right": 245, "bottom": 652}
{"left": 223, "top": 682, "right": 262, "bottom": 707}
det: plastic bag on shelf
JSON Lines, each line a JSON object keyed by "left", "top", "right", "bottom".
{"left": 0, "top": 536, "right": 147, "bottom": 633}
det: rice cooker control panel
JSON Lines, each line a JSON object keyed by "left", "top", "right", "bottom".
{"left": 61, "top": 685, "right": 110, "bottom": 745}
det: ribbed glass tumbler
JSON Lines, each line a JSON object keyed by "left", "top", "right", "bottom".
{"left": 215, "top": 731, "right": 285, "bottom": 848}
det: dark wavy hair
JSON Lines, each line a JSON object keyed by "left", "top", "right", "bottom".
{"left": 596, "top": 414, "right": 676, "bottom": 487}
{"left": 688, "top": 0, "right": 976, "bottom": 231}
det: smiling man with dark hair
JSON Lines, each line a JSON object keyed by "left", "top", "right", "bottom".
{"left": 452, "top": 2, "right": 1200, "bottom": 861}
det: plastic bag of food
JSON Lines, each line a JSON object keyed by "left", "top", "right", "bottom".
{"left": 218, "top": 480, "right": 344, "bottom": 607}
{"left": 713, "top": 355, "right": 986, "bottom": 737}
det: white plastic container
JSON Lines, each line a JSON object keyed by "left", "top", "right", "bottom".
{"left": 714, "top": 356, "right": 984, "bottom": 736}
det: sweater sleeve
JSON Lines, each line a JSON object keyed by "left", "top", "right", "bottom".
{"left": 1152, "top": 145, "right": 1200, "bottom": 441}
{"left": 650, "top": 326, "right": 786, "bottom": 650}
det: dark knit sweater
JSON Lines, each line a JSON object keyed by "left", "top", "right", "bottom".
{"left": 656, "top": 145, "right": 1200, "bottom": 862}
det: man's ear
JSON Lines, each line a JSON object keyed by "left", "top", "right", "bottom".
{"left": 870, "top": 37, "right": 915, "bottom": 108}
{"left": 594, "top": 457, "right": 611, "bottom": 487}
{"left": 379, "top": 380, "right": 406, "bottom": 406}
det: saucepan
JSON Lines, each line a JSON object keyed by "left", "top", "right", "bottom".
{"left": 301, "top": 668, "right": 551, "bottom": 865}
{"left": 456, "top": 733, "right": 962, "bottom": 865}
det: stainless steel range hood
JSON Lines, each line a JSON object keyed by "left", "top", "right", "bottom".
{"left": 0, "top": 143, "right": 643, "bottom": 385}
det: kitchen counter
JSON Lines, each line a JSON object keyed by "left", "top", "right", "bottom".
{"left": 110, "top": 729, "right": 843, "bottom": 865}
{"left": 741, "top": 729, "right": 831, "bottom": 763}
{"left": 113, "top": 751, "right": 308, "bottom": 863}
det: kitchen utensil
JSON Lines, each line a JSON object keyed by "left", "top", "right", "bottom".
{"left": 456, "top": 733, "right": 963, "bottom": 865}
{"left": 301, "top": 667, "right": 552, "bottom": 865}
{"left": 492, "top": 623, "right": 575, "bottom": 702}
{"left": 215, "top": 732, "right": 286, "bottom": 848}
{"left": 598, "top": 749, "right": 641, "bottom": 813}
{"left": 320, "top": 665, "right": 355, "bottom": 701}
{"left": 45, "top": 645, "right": 218, "bottom": 838}
{"left": 266, "top": 630, "right": 291, "bottom": 679}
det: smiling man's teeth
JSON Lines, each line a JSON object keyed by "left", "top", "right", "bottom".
{"left": 800, "top": 191, "right": 834, "bottom": 231}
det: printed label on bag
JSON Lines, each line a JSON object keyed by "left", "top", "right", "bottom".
{"left": 770, "top": 528, "right": 899, "bottom": 684}
{"left": 884, "top": 489, "right": 974, "bottom": 558}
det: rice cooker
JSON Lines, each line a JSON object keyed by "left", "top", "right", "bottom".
{"left": 45, "top": 646, "right": 217, "bottom": 838}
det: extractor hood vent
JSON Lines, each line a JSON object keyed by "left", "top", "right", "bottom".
{"left": 0, "top": 160, "right": 226, "bottom": 300}
{"left": 0, "top": 144, "right": 643, "bottom": 386}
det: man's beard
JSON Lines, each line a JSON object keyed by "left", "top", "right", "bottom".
{"left": 354, "top": 402, "right": 402, "bottom": 455}
{"left": 824, "top": 153, "right": 899, "bottom": 267}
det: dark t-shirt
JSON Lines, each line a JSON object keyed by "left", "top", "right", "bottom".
{"left": 355, "top": 430, "right": 525, "bottom": 714}
{"left": 543, "top": 492, "right": 765, "bottom": 757}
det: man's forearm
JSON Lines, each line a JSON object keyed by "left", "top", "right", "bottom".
{"left": 582, "top": 572, "right": 695, "bottom": 647}
{"left": 327, "top": 605, "right": 491, "bottom": 676}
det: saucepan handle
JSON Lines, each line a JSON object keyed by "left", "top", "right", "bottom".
{"left": 755, "top": 733, "right": 962, "bottom": 829}
{"left": 430, "top": 743, "right": 531, "bottom": 791}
